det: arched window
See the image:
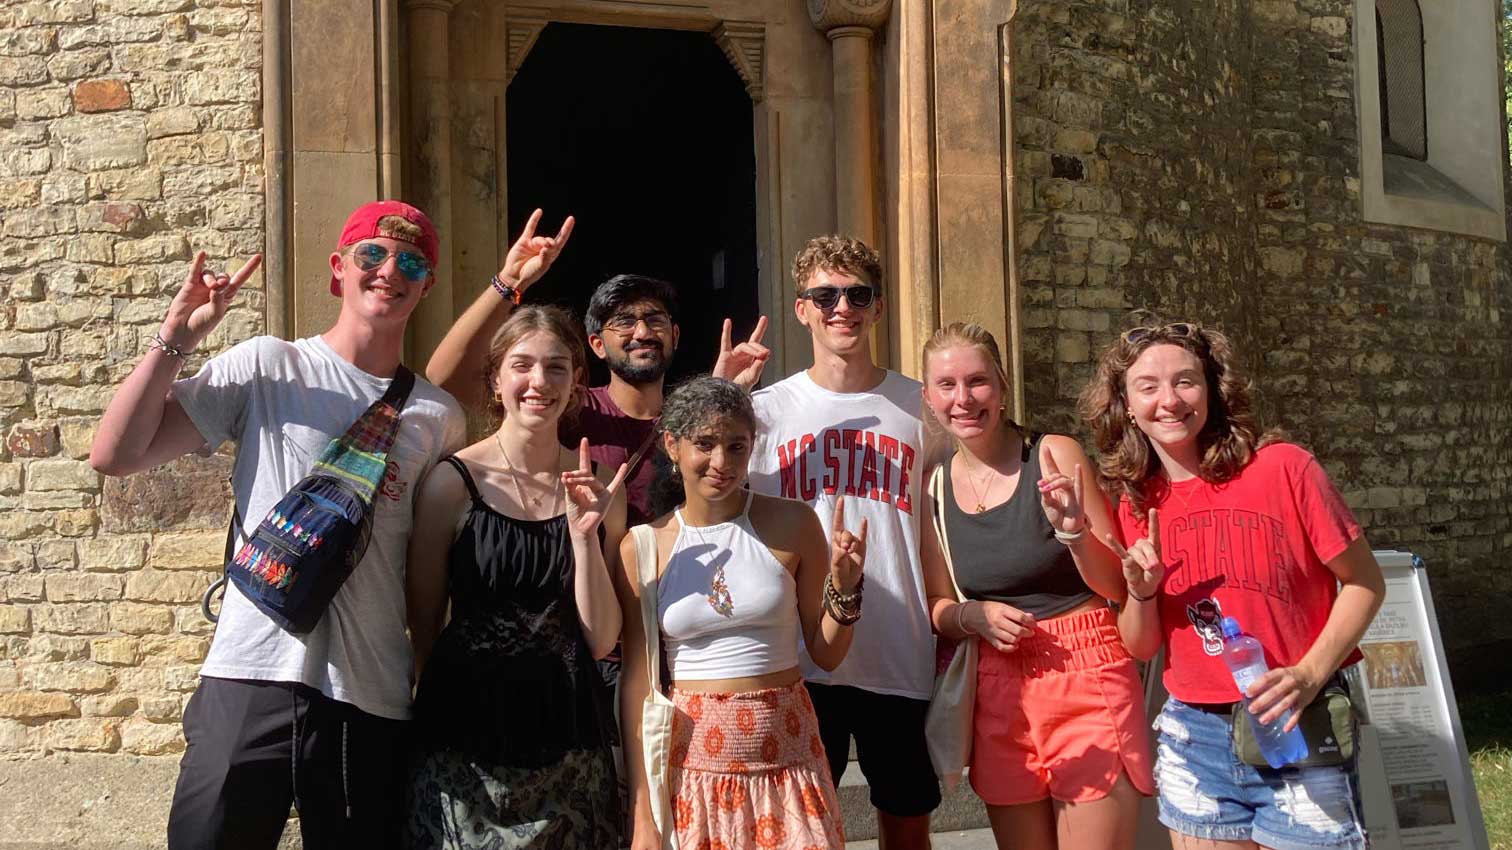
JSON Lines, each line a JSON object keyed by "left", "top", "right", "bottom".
{"left": 1375, "top": 0, "right": 1426, "bottom": 160}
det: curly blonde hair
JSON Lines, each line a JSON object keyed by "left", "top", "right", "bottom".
{"left": 791, "top": 235, "right": 883, "bottom": 295}
{"left": 482, "top": 306, "right": 588, "bottom": 427}
{"left": 1080, "top": 318, "right": 1280, "bottom": 514}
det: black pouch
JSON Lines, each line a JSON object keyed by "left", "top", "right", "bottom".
{"left": 1233, "top": 677, "right": 1357, "bottom": 768}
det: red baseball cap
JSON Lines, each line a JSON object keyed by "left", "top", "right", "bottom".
{"left": 329, "top": 200, "right": 440, "bottom": 296}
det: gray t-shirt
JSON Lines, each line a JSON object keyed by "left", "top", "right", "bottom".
{"left": 174, "top": 335, "right": 465, "bottom": 719}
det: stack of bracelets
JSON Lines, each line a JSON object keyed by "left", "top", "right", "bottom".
{"left": 822, "top": 574, "right": 863, "bottom": 625}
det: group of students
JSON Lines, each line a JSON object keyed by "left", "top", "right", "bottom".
{"left": 90, "top": 200, "right": 1385, "bottom": 850}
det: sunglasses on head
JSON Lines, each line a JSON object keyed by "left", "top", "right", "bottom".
{"left": 1121, "top": 322, "right": 1198, "bottom": 345}
{"left": 800, "top": 284, "right": 878, "bottom": 311}
{"left": 347, "top": 242, "right": 431, "bottom": 283}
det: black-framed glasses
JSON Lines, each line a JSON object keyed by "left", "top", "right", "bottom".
{"left": 1122, "top": 322, "right": 1198, "bottom": 345}
{"left": 602, "top": 310, "right": 673, "bottom": 335}
{"left": 346, "top": 242, "right": 431, "bottom": 282}
{"left": 800, "top": 284, "right": 878, "bottom": 311}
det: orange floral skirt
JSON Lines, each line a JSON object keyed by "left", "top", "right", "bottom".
{"left": 669, "top": 682, "right": 845, "bottom": 850}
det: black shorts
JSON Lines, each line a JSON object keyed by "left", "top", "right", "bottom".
{"left": 806, "top": 681, "right": 942, "bottom": 818}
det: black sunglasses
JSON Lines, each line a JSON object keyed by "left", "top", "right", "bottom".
{"left": 800, "top": 284, "right": 879, "bottom": 311}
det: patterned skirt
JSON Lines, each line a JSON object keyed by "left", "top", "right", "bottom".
{"left": 406, "top": 746, "right": 620, "bottom": 849}
{"left": 669, "top": 682, "right": 845, "bottom": 850}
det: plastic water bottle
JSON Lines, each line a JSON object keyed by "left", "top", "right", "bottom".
{"left": 1220, "top": 616, "right": 1308, "bottom": 768}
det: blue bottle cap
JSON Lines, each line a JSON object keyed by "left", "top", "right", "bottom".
{"left": 1220, "top": 617, "right": 1241, "bottom": 639}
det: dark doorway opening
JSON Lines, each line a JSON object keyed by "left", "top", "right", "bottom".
{"left": 507, "top": 23, "right": 759, "bottom": 388}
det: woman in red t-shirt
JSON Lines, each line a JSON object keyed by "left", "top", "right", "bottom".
{"left": 1082, "top": 320, "right": 1384, "bottom": 850}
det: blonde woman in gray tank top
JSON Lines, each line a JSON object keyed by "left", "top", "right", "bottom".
{"left": 918, "top": 323, "right": 1155, "bottom": 850}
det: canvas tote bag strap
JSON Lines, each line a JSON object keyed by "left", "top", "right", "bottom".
{"left": 632, "top": 524, "right": 664, "bottom": 695}
{"left": 928, "top": 464, "right": 967, "bottom": 603}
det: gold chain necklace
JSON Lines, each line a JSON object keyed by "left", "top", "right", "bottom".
{"left": 962, "top": 454, "right": 1000, "bottom": 513}
{"left": 494, "top": 431, "right": 561, "bottom": 515}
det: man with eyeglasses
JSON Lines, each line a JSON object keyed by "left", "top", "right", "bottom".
{"left": 745, "top": 234, "right": 943, "bottom": 848}
{"left": 91, "top": 200, "right": 467, "bottom": 849}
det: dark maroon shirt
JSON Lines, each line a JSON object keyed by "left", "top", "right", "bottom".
{"left": 560, "top": 385, "right": 659, "bottom": 527}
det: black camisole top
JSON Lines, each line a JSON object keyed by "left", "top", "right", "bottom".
{"left": 411, "top": 456, "right": 614, "bottom": 767}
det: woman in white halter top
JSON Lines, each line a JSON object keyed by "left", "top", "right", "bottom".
{"left": 617, "top": 377, "right": 866, "bottom": 850}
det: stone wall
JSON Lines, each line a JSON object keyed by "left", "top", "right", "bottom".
{"left": 1011, "top": 0, "right": 1512, "bottom": 671}
{"left": 0, "top": 0, "right": 264, "bottom": 757}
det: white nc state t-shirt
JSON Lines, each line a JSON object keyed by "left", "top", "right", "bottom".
{"left": 749, "top": 370, "right": 936, "bottom": 700}
{"left": 174, "top": 335, "right": 465, "bottom": 719}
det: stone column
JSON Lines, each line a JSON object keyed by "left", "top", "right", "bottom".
{"left": 809, "top": 0, "right": 893, "bottom": 355}
{"left": 405, "top": 0, "right": 455, "bottom": 362}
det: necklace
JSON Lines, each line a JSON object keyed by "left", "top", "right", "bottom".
{"left": 962, "top": 455, "right": 1000, "bottom": 513}
{"left": 494, "top": 431, "right": 560, "bottom": 514}
{"left": 679, "top": 511, "right": 735, "bottom": 618}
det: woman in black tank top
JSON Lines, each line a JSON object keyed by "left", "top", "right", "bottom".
{"left": 918, "top": 323, "right": 1154, "bottom": 850}
{"left": 405, "top": 307, "right": 630, "bottom": 849}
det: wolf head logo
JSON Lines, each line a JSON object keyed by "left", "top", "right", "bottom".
{"left": 1186, "top": 596, "right": 1224, "bottom": 656}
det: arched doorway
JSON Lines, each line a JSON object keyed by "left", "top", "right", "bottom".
{"left": 507, "top": 22, "right": 760, "bottom": 386}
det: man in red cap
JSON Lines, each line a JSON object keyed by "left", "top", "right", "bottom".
{"left": 92, "top": 201, "right": 466, "bottom": 849}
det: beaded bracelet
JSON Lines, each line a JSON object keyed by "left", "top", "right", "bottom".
{"left": 490, "top": 274, "right": 521, "bottom": 305}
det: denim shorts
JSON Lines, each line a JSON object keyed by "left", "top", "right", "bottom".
{"left": 1153, "top": 697, "right": 1367, "bottom": 850}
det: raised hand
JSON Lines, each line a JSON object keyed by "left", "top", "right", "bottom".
{"left": 498, "top": 208, "right": 574, "bottom": 294}
{"left": 561, "top": 438, "right": 628, "bottom": 539}
{"left": 161, "top": 251, "right": 262, "bottom": 352}
{"left": 829, "top": 495, "right": 867, "bottom": 595}
{"left": 960, "top": 601, "right": 1036, "bottom": 653}
{"left": 1104, "top": 508, "right": 1164, "bottom": 601}
{"left": 1036, "top": 448, "right": 1085, "bottom": 535}
{"left": 711, "top": 315, "right": 770, "bottom": 390}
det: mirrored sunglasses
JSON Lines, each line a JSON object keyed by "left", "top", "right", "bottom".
{"left": 348, "top": 242, "right": 431, "bottom": 283}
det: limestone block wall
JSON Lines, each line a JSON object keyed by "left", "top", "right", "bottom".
{"left": 1010, "top": 0, "right": 1512, "bottom": 665}
{"left": 0, "top": 0, "right": 264, "bottom": 756}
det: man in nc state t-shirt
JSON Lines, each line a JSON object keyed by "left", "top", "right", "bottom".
{"left": 1116, "top": 442, "right": 1364, "bottom": 705}
{"left": 743, "top": 234, "right": 942, "bottom": 838}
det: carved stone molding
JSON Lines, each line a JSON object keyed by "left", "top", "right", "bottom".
{"left": 404, "top": 0, "right": 456, "bottom": 12}
{"left": 505, "top": 6, "right": 551, "bottom": 84}
{"left": 713, "top": 20, "right": 765, "bottom": 102}
{"left": 807, "top": 0, "right": 892, "bottom": 33}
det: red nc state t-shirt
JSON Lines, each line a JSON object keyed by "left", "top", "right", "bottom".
{"left": 1116, "top": 442, "right": 1363, "bottom": 705}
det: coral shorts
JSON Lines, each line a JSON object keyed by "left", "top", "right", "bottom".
{"left": 969, "top": 605, "right": 1156, "bottom": 806}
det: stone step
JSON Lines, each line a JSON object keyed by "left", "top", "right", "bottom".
{"left": 846, "top": 827, "right": 998, "bottom": 850}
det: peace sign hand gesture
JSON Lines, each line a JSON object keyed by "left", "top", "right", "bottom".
{"left": 1104, "top": 508, "right": 1164, "bottom": 601}
{"left": 1035, "top": 448, "right": 1086, "bottom": 536}
{"left": 160, "top": 251, "right": 262, "bottom": 352}
{"left": 711, "top": 315, "right": 770, "bottom": 390}
{"left": 498, "top": 208, "right": 574, "bottom": 295}
{"left": 829, "top": 495, "right": 868, "bottom": 595}
{"left": 561, "top": 438, "right": 628, "bottom": 540}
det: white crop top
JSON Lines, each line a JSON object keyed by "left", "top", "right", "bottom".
{"left": 656, "top": 493, "right": 799, "bottom": 680}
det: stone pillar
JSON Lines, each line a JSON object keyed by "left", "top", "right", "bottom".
{"left": 405, "top": 0, "right": 455, "bottom": 363}
{"left": 809, "top": 0, "right": 892, "bottom": 355}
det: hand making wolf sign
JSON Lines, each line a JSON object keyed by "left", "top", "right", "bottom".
{"left": 1035, "top": 448, "right": 1087, "bottom": 536}
{"left": 496, "top": 208, "right": 574, "bottom": 296}
{"left": 560, "top": 438, "right": 629, "bottom": 539}
{"left": 160, "top": 251, "right": 264, "bottom": 352}
{"left": 712, "top": 315, "right": 771, "bottom": 390}
{"left": 1104, "top": 508, "right": 1164, "bottom": 600}
{"left": 829, "top": 495, "right": 867, "bottom": 595}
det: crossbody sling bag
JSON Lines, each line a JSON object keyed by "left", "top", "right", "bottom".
{"left": 201, "top": 366, "right": 416, "bottom": 633}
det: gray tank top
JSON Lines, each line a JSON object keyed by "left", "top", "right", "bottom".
{"left": 939, "top": 433, "right": 1095, "bottom": 618}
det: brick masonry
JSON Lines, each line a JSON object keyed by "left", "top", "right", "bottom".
{"left": 1012, "top": 0, "right": 1512, "bottom": 674}
{"left": 0, "top": 0, "right": 263, "bottom": 757}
